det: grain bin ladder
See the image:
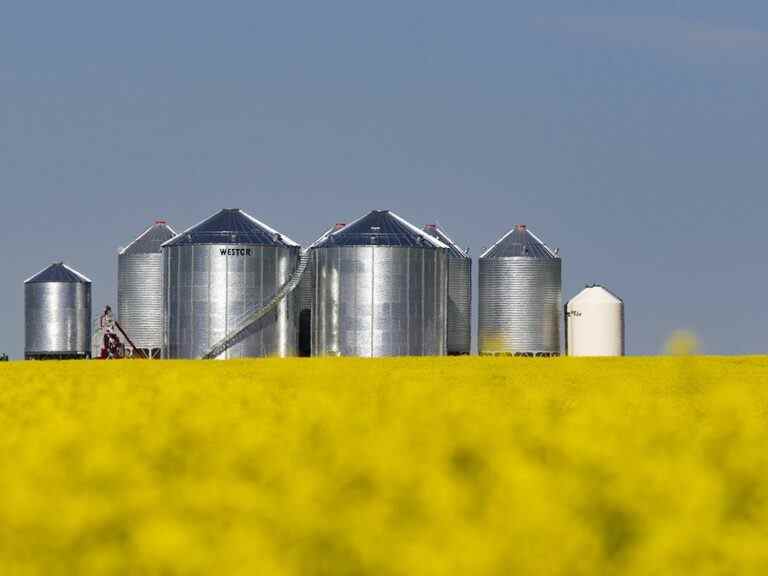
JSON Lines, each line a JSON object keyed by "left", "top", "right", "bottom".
{"left": 200, "top": 249, "right": 311, "bottom": 360}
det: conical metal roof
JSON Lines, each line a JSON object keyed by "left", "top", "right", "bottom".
{"left": 313, "top": 210, "right": 448, "bottom": 249}
{"left": 480, "top": 224, "right": 559, "bottom": 259}
{"left": 422, "top": 224, "right": 468, "bottom": 259}
{"left": 25, "top": 262, "right": 91, "bottom": 284}
{"left": 163, "top": 208, "right": 298, "bottom": 248}
{"left": 120, "top": 221, "right": 177, "bottom": 255}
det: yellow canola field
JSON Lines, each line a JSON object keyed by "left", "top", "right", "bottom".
{"left": 2, "top": 356, "right": 768, "bottom": 575}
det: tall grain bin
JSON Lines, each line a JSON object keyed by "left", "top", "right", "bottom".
{"left": 478, "top": 224, "right": 561, "bottom": 356}
{"left": 118, "top": 221, "right": 176, "bottom": 358}
{"left": 24, "top": 262, "right": 92, "bottom": 359}
{"left": 565, "top": 285, "right": 624, "bottom": 356}
{"left": 162, "top": 208, "right": 301, "bottom": 359}
{"left": 423, "top": 224, "right": 471, "bottom": 355}
{"left": 312, "top": 210, "right": 448, "bottom": 357}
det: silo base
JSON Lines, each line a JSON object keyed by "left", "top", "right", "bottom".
{"left": 25, "top": 352, "right": 91, "bottom": 361}
{"left": 479, "top": 351, "right": 560, "bottom": 358}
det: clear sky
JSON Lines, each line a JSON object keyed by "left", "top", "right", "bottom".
{"left": 1, "top": 1, "right": 766, "bottom": 358}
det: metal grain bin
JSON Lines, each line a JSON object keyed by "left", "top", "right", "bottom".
{"left": 24, "top": 262, "right": 92, "bottom": 359}
{"left": 423, "top": 224, "right": 471, "bottom": 355}
{"left": 118, "top": 221, "right": 176, "bottom": 358}
{"left": 478, "top": 224, "right": 561, "bottom": 356}
{"left": 565, "top": 284, "right": 624, "bottom": 356}
{"left": 162, "top": 208, "right": 300, "bottom": 359}
{"left": 312, "top": 210, "right": 448, "bottom": 357}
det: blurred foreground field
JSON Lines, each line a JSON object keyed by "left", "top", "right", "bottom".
{"left": 2, "top": 357, "right": 768, "bottom": 574}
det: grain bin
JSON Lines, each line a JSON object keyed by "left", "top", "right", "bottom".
{"left": 24, "top": 262, "right": 92, "bottom": 359}
{"left": 118, "top": 221, "right": 176, "bottom": 358}
{"left": 565, "top": 285, "right": 624, "bottom": 356}
{"left": 423, "top": 224, "right": 471, "bottom": 355}
{"left": 162, "top": 208, "right": 301, "bottom": 359}
{"left": 478, "top": 224, "right": 561, "bottom": 356}
{"left": 312, "top": 210, "right": 448, "bottom": 357}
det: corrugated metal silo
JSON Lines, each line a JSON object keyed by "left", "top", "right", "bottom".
{"left": 478, "top": 224, "right": 561, "bottom": 356}
{"left": 312, "top": 210, "right": 448, "bottom": 357}
{"left": 24, "top": 262, "right": 92, "bottom": 359}
{"left": 118, "top": 221, "right": 176, "bottom": 358}
{"left": 162, "top": 208, "right": 301, "bottom": 359}
{"left": 423, "top": 224, "right": 471, "bottom": 355}
{"left": 566, "top": 285, "right": 624, "bottom": 356}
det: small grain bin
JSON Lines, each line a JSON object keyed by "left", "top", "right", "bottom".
{"left": 24, "top": 262, "right": 92, "bottom": 359}
{"left": 478, "top": 224, "right": 561, "bottom": 356}
{"left": 565, "top": 285, "right": 624, "bottom": 356}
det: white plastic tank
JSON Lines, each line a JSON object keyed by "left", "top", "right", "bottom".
{"left": 565, "top": 285, "right": 624, "bottom": 356}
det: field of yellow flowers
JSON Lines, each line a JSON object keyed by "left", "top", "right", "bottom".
{"left": 1, "top": 356, "right": 768, "bottom": 574}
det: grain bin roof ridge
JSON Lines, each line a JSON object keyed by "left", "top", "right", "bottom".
{"left": 422, "top": 224, "right": 469, "bottom": 258}
{"left": 120, "top": 222, "right": 178, "bottom": 255}
{"left": 480, "top": 225, "right": 559, "bottom": 259}
{"left": 25, "top": 262, "right": 91, "bottom": 284}
{"left": 313, "top": 210, "right": 449, "bottom": 249}
{"left": 162, "top": 208, "right": 299, "bottom": 248}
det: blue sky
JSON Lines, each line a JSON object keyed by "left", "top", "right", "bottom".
{"left": 1, "top": 1, "right": 766, "bottom": 357}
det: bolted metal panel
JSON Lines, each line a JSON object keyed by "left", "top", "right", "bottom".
{"left": 162, "top": 243, "right": 300, "bottom": 359}
{"left": 423, "top": 224, "right": 471, "bottom": 355}
{"left": 25, "top": 265, "right": 92, "bottom": 357}
{"left": 312, "top": 245, "right": 448, "bottom": 357}
{"left": 478, "top": 257, "right": 561, "bottom": 355}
